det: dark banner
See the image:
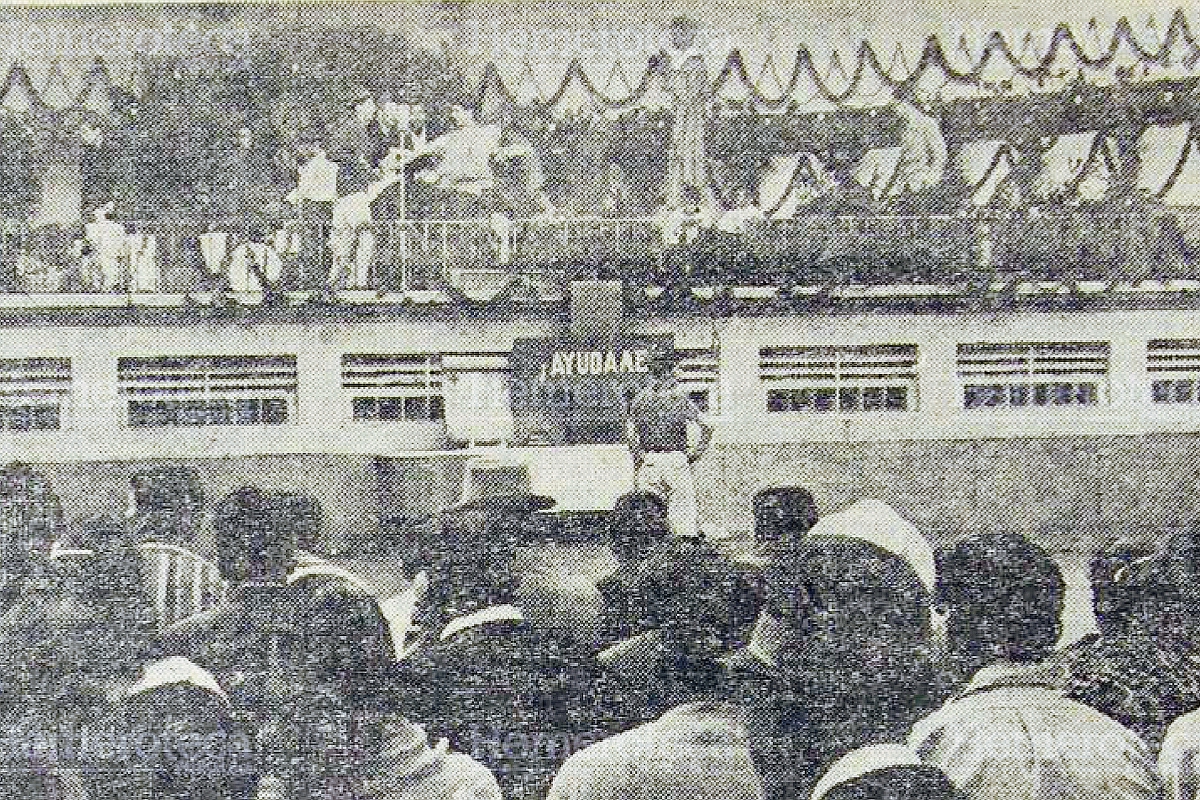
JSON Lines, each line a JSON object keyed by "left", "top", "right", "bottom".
{"left": 509, "top": 334, "right": 674, "bottom": 446}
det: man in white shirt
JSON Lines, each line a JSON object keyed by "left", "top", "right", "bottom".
{"left": 287, "top": 136, "right": 339, "bottom": 287}
{"left": 419, "top": 104, "right": 538, "bottom": 218}
{"left": 82, "top": 201, "right": 127, "bottom": 291}
{"left": 627, "top": 352, "right": 714, "bottom": 539}
{"left": 328, "top": 151, "right": 405, "bottom": 289}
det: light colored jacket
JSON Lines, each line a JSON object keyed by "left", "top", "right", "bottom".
{"left": 547, "top": 701, "right": 765, "bottom": 800}
{"left": 909, "top": 663, "right": 1162, "bottom": 800}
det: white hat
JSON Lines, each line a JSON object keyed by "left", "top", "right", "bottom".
{"left": 807, "top": 498, "right": 935, "bottom": 595}
{"left": 810, "top": 744, "right": 923, "bottom": 800}
{"left": 128, "top": 656, "right": 229, "bottom": 705}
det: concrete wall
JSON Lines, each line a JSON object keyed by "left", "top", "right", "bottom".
{"left": 697, "top": 433, "right": 1200, "bottom": 549}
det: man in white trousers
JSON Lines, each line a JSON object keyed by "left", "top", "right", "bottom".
{"left": 627, "top": 352, "right": 713, "bottom": 538}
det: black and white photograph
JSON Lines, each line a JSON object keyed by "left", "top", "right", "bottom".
{"left": 0, "top": 0, "right": 1196, "bottom": 798}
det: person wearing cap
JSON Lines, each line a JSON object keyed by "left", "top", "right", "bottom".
{"left": 909, "top": 532, "right": 1162, "bottom": 800}
{"left": 627, "top": 351, "right": 713, "bottom": 539}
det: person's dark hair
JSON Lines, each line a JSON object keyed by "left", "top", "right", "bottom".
{"left": 777, "top": 537, "right": 934, "bottom": 748}
{"left": 754, "top": 486, "right": 819, "bottom": 548}
{"left": 275, "top": 492, "right": 325, "bottom": 553}
{"left": 130, "top": 467, "right": 204, "bottom": 514}
{"left": 213, "top": 487, "right": 295, "bottom": 585}
{"left": 1089, "top": 539, "right": 1154, "bottom": 637}
{"left": 821, "top": 765, "right": 965, "bottom": 800}
{"left": 608, "top": 491, "right": 668, "bottom": 562}
{"left": 935, "top": 533, "right": 1065, "bottom": 667}
{"left": 784, "top": 537, "right": 931, "bottom": 653}
{"left": 122, "top": 681, "right": 251, "bottom": 799}
{"left": 1128, "top": 525, "right": 1200, "bottom": 640}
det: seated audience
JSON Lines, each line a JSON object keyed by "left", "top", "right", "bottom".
{"left": 774, "top": 522, "right": 939, "bottom": 798}
{"left": 394, "top": 491, "right": 607, "bottom": 800}
{"left": 553, "top": 506, "right": 938, "bottom": 800}
{"left": 910, "top": 532, "right": 1161, "bottom": 800}
{"left": 546, "top": 663, "right": 766, "bottom": 800}
{"left": 0, "top": 462, "right": 64, "bottom": 601}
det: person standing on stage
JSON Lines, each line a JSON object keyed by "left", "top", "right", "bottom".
{"left": 663, "top": 16, "right": 715, "bottom": 211}
{"left": 627, "top": 353, "right": 713, "bottom": 538}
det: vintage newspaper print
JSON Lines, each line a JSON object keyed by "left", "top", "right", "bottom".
{"left": 0, "top": 0, "right": 1194, "bottom": 798}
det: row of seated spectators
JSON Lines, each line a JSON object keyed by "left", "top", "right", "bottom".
{"left": 4, "top": 462, "right": 1200, "bottom": 799}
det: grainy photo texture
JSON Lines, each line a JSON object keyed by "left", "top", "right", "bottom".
{"left": 0, "top": 0, "right": 1196, "bottom": 798}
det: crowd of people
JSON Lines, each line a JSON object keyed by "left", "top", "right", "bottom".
{"left": 5, "top": 456, "right": 1200, "bottom": 800}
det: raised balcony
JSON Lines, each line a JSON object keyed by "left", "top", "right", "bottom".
{"left": 0, "top": 211, "right": 1194, "bottom": 307}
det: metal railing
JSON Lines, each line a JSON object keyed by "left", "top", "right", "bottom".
{"left": 0, "top": 212, "right": 1194, "bottom": 298}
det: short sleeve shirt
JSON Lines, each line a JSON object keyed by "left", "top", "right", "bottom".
{"left": 628, "top": 386, "right": 701, "bottom": 453}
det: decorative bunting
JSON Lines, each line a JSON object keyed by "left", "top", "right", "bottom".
{"left": 0, "top": 63, "right": 37, "bottom": 114}
{"left": 885, "top": 43, "right": 910, "bottom": 81}
{"left": 0, "top": 13, "right": 1197, "bottom": 124}
{"left": 713, "top": 50, "right": 753, "bottom": 108}
{"left": 822, "top": 50, "right": 852, "bottom": 97}
{"left": 511, "top": 58, "right": 544, "bottom": 107}
{"left": 787, "top": 48, "right": 838, "bottom": 115}
{"left": 754, "top": 53, "right": 787, "bottom": 102}
{"left": 601, "top": 61, "right": 634, "bottom": 103}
